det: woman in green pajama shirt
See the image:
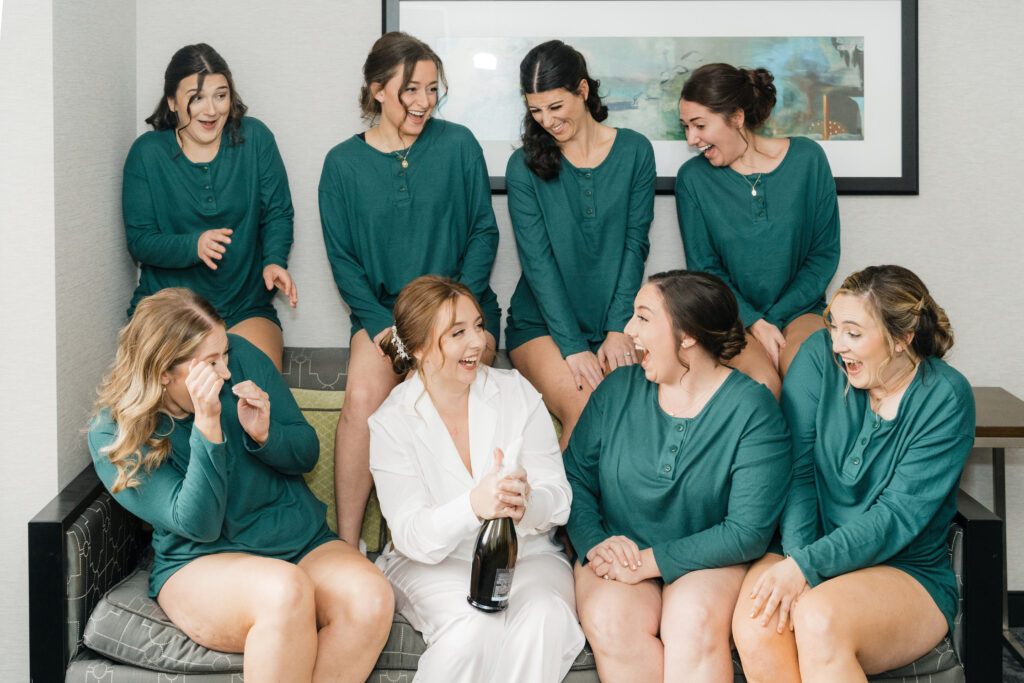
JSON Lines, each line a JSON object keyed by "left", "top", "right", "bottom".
{"left": 733, "top": 265, "right": 975, "bottom": 681}
{"left": 506, "top": 40, "right": 656, "bottom": 450}
{"left": 676, "top": 63, "right": 840, "bottom": 400}
{"left": 319, "top": 32, "right": 500, "bottom": 548}
{"left": 89, "top": 288, "right": 392, "bottom": 681}
{"left": 564, "top": 270, "right": 791, "bottom": 682}
{"left": 124, "top": 43, "right": 298, "bottom": 370}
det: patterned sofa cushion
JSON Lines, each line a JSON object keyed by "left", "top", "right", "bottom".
{"left": 83, "top": 565, "right": 243, "bottom": 673}
{"left": 292, "top": 387, "right": 387, "bottom": 552}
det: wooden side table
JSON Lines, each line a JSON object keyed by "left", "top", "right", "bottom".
{"left": 973, "top": 387, "right": 1024, "bottom": 663}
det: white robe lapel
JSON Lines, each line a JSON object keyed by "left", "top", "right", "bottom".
{"left": 468, "top": 369, "right": 501, "bottom": 482}
{"left": 405, "top": 373, "right": 476, "bottom": 487}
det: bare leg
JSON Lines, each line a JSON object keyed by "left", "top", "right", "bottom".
{"left": 728, "top": 332, "right": 781, "bottom": 400}
{"left": 661, "top": 564, "right": 747, "bottom": 683}
{"left": 779, "top": 314, "right": 826, "bottom": 377}
{"left": 158, "top": 553, "right": 317, "bottom": 682}
{"left": 574, "top": 561, "right": 663, "bottom": 682}
{"left": 334, "top": 329, "right": 401, "bottom": 546}
{"left": 298, "top": 540, "right": 394, "bottom": 682}
{"left": 732, "top": 553, "right": 801, "bottom": 683}
{"left": 793, "top": 565, "right": 948, "bottom": 680}
{"left": 509, "top": 336, "right": 593, "bottom": 450}
{"left": 228, "top": 316, "right": 284, "bottom": 371}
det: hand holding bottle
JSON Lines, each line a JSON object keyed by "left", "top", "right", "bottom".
{"left": 470, "top": 450, "right": 521, "bottom": 521}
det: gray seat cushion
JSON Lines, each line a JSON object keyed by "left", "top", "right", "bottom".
{"left": 83, "top": 567, "right": 243, "bottom": 673}
{"left": 83, "top": 565, "right": 598, "bottom": 676}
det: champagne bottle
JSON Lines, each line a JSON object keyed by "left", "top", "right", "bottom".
{"left": 467, "top": 438, "right": 523, "bottom": 612}
{"left": 467, "top": 514, "right": 517, "bottom": 612}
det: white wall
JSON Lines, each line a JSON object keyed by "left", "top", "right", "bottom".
{"left": 0, "top": 2, "right": 57, "bottom": 679}
{"left": 0, "top": 0, "right": 136, "bottom": 678}
{"left": 54, "top": 0, "right": 137, "bottom": 486}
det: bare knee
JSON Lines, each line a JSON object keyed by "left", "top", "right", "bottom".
{"left": 339, "top": 381, "right": 389, "bottom": 424}
{"left": 257, "top": 564, "right": 316, "bottom": 628}
{"left": 335, "top": 568, "right": 394, "bottom": 638}
{"left": 582, "top": 605, "right": 649, "bottom": 657}
{"left": 793, "top": 592, "right": 846, "bottom": 656}
{"left": 662, "top": 601, "right": 729, "bottom": 653}
{"left": 733, "top": 609, "right": 787, "bottom": 676}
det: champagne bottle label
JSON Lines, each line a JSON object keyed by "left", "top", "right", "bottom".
{"left": 492, "top": 568, "right": 515, "bottom": 602}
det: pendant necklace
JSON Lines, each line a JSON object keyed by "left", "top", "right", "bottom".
{"left": 395, "top": 147, "right": 410, "bottom": 168}
{"left": 742, "top": 173, "right": 763, "bottom": 197}
{"left": 393, "top": 133, "right": 413, "bottom": 169}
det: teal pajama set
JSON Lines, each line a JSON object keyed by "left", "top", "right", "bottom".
{"left": 780, "top": 329, "right": 975, "bottom": 634}
{"left": 563, "top": 366, "right": 791, "bottom": 583}
{"left": 675, "top": 137, "right": 840, "bottom": 330}
{"left": 318, "top": 119, "right": 500, "bottom": 341}
{"left": 89, "top": 336, "right": 335, "bottom": 598}
{"left": 123, "top": 117, "right": 295, "bottom": 328}
{"left": 504, "top": 128, "right": 656, "bottom": 356}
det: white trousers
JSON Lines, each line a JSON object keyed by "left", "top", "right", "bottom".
{"left": 382, "top": 551, "right": 585, "bottom": 683}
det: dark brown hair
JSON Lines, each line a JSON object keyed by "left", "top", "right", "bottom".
{"left": 359, "top": 32, "right": 447, "bottom": 124}
{"left": 381, "top": 275, "right": 484, "bottom": 375}
{"left": 680, "top": 63, "right": 776, "bottom": 131}
{"left": 518, "top": 40, "right": 608, "bottom": 181}
{"left": 646, "top": 270, "right": 746, "bottom": 366}
{"left": 146, "top": 43, "right": 248, "bottom": 145}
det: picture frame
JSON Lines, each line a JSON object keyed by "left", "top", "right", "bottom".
{"left": 384, "top": 0, "right": 918, "bottom": 195}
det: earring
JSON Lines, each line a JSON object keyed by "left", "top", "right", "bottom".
{"left": 895, "top": 345, "right": 903, "bottom": 353}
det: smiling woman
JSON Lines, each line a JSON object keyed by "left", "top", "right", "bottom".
{"left": 733, "top": 265, "right": 973, "bottom": 681}
{"left": 676, "top": 63, "right": 841, "bottom": 400}
{"left": 319, "top": 32, "right": 501, "bottom": 549}
{"left": 123, "top": 43, "right": 298, "bottom": 370}
{"left": 368, "top": 275, "right": 584, "bottom": 683}
{"left": 505, "top": 40, "right": 656, "bottom": 452}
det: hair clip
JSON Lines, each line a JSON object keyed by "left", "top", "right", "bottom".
{"left": 391, "top": 324, "right": 410, "bottom": 360}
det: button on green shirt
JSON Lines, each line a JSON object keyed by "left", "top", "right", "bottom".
{"left": 675, "top": 137, "right": 840, "bottom": 330}
{"left": 564, "top": 365, "right": 791, "bottom": 583}
{"left": 318, "top": 119, "right": 500, "bottom": 340}
{"left": 123, "top": 117, "right": 295, "bottom": 327}
{"left": 505, "top": 129, "right": 655, "bottom": 356}
{"left": 88, "top": 335, "right": 333, "bottom": 598}
{"left": 780, "top": 329, "right": 975, "bottom": 634}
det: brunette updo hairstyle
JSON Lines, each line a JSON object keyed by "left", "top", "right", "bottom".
{"left": 359, "top": 32, "right": 447, "bottom": 124}
{"left": 825, "top": 265, "right": 954, "bottom": 364}
{"left": 680, "top": 63, "right": 776, "bottom": 132}
{"left": 519, "top": 40, "right": 608, "bottom": 181}
{"left": 381, "top": 275, "right": 484, "bottom": 375}
{"left": 646, "top": 270, "right": 747, "bottom": 366}
{"left": 146, "top": 43, "right": 248, "bottom": 145}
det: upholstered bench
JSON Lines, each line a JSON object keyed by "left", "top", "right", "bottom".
{"left": 29, "top": 348, "right": 1002, "bottom": 682}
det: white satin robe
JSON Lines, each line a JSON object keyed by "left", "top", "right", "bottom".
{"left": 369, "top": 367, "right": 585, "bottom": 682}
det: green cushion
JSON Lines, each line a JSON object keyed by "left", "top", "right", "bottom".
{"left": 292, "top": 388, "right": 386, "bottom": 553}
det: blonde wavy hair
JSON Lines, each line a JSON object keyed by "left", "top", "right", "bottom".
{"left": 93, "top": 288, "right": 223, "bottom": 493}
{"left": 823, "top": 265, "right": 954, "bottom": 385}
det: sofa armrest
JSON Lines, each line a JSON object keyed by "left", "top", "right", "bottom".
{"left": 28, "top": 465, "right": 148, "bottom": 682}
{"left": 955, "top": 489, "right": 1002, "bottom": 683}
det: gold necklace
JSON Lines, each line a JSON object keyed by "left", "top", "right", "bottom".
{"left": 394, "top": 144, "right": 411, "bottom": 168}
{"left": 741, "top": 172, "right": 763, "bottom": 197}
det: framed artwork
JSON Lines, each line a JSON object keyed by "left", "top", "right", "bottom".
{"left": 384, "top": 0, "right": 918, "bottom": 194}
